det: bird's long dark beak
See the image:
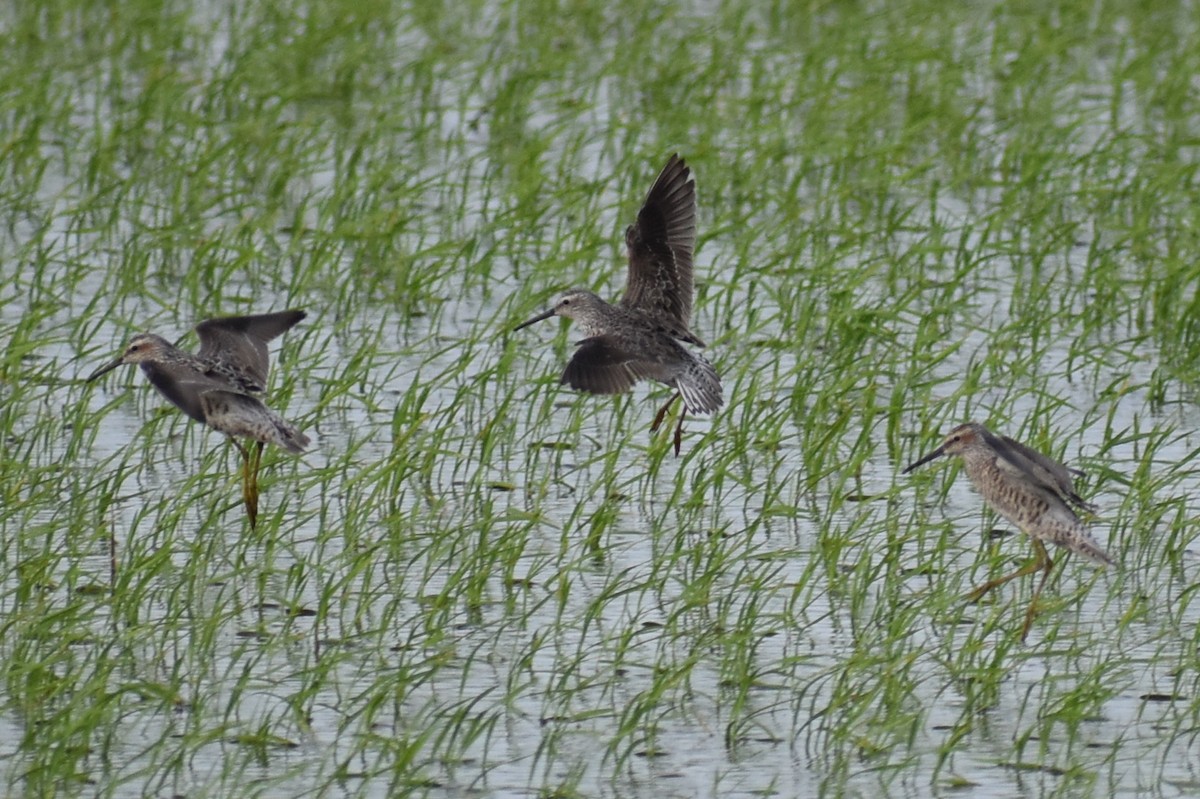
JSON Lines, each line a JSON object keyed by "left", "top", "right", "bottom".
{"left": 513, "top": 308, "right": 556, "bottom": 332}
{"left": 902, "top": 445, "right": 945, "bottom": 474}
{"left": 86, "top": 356, "right": 126, "bottom": 382}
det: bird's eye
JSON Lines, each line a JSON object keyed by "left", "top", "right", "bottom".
{"left": 561, "top": 299, "right": 571, "bottom": 306}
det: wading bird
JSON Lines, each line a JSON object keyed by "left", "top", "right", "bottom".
{"left": 515, "top": 154, "right": 722, "bottom": 455}
{"left": 903, "top": 422, "right": 1114, "bottom": 641}
{"left": 87, "top": 310, "right": 309, "bottom": 528}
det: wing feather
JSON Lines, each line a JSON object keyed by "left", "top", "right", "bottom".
{"left": 620, "top": 155, "right": 697, "bottom": 332}
{"left": 984, "top": 428, "right": 1096, "bottom": 513}
{"left": 194, "top": 310, "right": 306, "bottom": 388}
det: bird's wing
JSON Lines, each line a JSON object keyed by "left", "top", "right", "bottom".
{"left": 561, "top": 336, "right": 664, "bottom": 395}
{"left": 986, "top": 430, "right": 1096, "bottom": 512}
{"left": 619, "top": 154, "right": 697, "bottom": 333}
{"left": 195, "top": 310, "right": 306, "bottom": 388}
{"left": 140, "top": 361, "right": 236, "bottom": 424}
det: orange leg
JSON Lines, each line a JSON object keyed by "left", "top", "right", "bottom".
{"left": 965, "top": 538, "right": 1055, "bottom": 641}
{"left": 232, "top": 439, "right": 262, "bottom": 529}
{"left": 650, "top": 393, "right": 686, "bottom": 457}
{"left": 651, "top": 392, "right": 680, "bottom": 432}
{"left": 249, "top": 441, "right": 264, "bottom": 528}
{"left": 1020, "top": 540, "right": 1058, "bottom": 642}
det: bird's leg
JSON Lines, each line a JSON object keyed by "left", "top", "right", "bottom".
{"left": 649, "top": 393, "right": 685, "bottom": 456}
{"left": 1020, "top": 540, "right": 1056, "bottom": 642}
{"left": 231, "top": 438, "right": 259, "bottom": 530}
{"left": 965, "top": 537, "right": 1051, "bottom": 603}
{"left": 651, "top": 392, "right": 680, "bottom": 432}
{"left": 248, "top": 440, "right": 264, "bottom": 528}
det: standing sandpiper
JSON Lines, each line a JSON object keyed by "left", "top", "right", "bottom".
{"left": 87, "top": 310, "right": 309, "bottom": 528}
{"left": 514, "top": 154, "right": 722, "bottom": 455}
{"left": 903, "top": 422, "right": 1115, "bottom": 641}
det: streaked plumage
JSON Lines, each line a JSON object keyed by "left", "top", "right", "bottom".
{"left": 515, "top": 154, "right": 722, "bottom": 454}
{"left": 903, "top": 422, "right": 1114, "bottom": 640}
{"left": 87, "top": 310, "right": 308, "bottom": 526}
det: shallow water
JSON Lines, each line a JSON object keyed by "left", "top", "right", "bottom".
{"left": 6, "top": 2, "right": 1200, "bottom": 798}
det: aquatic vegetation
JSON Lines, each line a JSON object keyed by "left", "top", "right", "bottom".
{"left": 1, "top": 0, "right": 1198, "bottom": 796}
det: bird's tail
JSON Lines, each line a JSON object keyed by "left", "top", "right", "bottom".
{"left": 273, "top": 417, "right": 309, "bottom": 448}
{"left": 272, "top": 414, "right": 310, "bottom": 454}
{"left": 677, "top": 354, "right": 723, "bottom": 415}
{"left": 1060, "top": 528, "right": 1116, "bottom": 567}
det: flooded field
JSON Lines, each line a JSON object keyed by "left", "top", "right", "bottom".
{"left": 3, "top": 1, "right": 1200, "bottom": 797}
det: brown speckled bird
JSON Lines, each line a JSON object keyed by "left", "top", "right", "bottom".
{"left": 87, "top": 310, "right": 309, "bottom": 527}
{"left": 904, "top": 422, "right": 1114, "bottom": 641}
{"left": 515, "top": 154, "right": 722, "bottom": 455}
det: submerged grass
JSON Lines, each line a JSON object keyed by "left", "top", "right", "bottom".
{"left": 3, "top": 0, "right": 1200, "bottom": 796}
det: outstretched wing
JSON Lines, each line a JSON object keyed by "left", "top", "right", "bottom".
{"left": 194, "top": 309, "right": 306, "bottom": 389}
{"left": 561, "top": 336, "right": 663, "bottom": 396}
{"left": 620, "top": 154, "right": 698, "bottom": 335}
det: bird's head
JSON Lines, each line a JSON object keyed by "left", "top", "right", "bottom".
{"left": 87, "top": 333, "right": 173, "bottom": 381}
